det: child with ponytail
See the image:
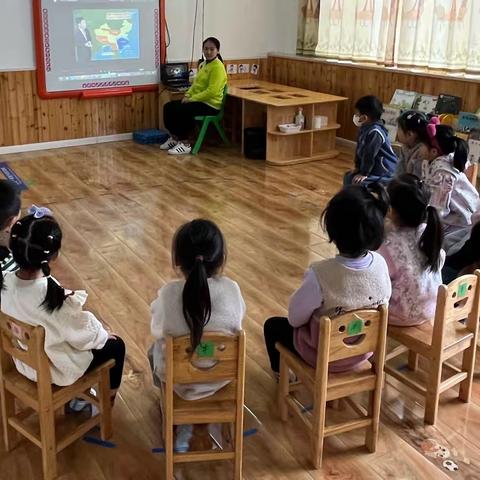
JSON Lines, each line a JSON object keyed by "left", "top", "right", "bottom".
{"left": 420, "top": 117, "right": 480, "bottom": 254}
{"left": 0, "top": 208, "right": 125, "bottom": 407}
{"left": 149, "top": 219, "right": 245, "bottom": 451}
{"left": 378, "top": 174, "right": 445, "bottom": 326}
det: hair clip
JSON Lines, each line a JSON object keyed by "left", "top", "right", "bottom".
{"left": 28, "top": 204, "right": 53, "bottom": 219}
{"left": 47, "top": 235, "right": 54, "bottom": 240}
{"left": 43, "top": 250, "right": 50, "bottom": 254}
{"left": 11, "top": 234, "right": 16, "bottom": 238}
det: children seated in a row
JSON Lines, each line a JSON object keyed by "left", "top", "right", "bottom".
{"left": 149, "top": 219, "right": 245, "bottom": 452}
{"left": 0, "top": 210, "right": 126, "bottom": 410}
{"left": 347, "top": 98, "right": 480, "bottom": 258}
{"left": 264, "top": 184, "right": 392, "bottom": 375}
{"left": 344, "top": 96, "right": 397, "bottom": 186}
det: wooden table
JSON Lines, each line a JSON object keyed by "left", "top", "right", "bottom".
{"left": 227, "top": 80, "right": 347, "bottom": 166}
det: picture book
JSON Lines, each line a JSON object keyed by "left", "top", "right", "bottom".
{"left": 412, "top": 94, "right": 438, "bottom": 114}
{"left": 457, "top": 112, "right": 480, "bottom": 133}
{"left": 435, "top": 94, "right": 462, "bottom": 115}
{"left": 390, "top": 89, "right": 417, "bottom": 109}
{"left": 382, "top": 105, "right": 402, "bottom": 142}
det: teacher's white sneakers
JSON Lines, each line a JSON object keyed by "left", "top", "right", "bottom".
{"left": 160, "top": 137, "right": 192, "bottom": 155}
{"left": 160, "top": 137, "right": 178, "bottom": 150}
{"left": 168, "top": 142, "right": 192, "bottom": 155}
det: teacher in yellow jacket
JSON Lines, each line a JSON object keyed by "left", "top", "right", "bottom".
{"left": 161, "top": 37, "right": 227, "bottom": 155}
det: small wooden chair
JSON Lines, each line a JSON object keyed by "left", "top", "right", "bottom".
{"left": 160, "top": 331, "right": 246, "bottom": 480}
{"left": 0, "top": 314, "right": 115, "bottom": 480}
{"left": 276, "top": 305, "right": 388, "bottom": 468}
{"left": 385, "top": 272, "right": 480, "bottom": 425}
{"left": 192, "top": 85, "right": 230, "bottom": 155}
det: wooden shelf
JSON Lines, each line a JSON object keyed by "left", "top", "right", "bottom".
{"left": 266, "top": 150, "right": 340, "bottom": 166}
{"left": 268, "top": 129, "right": 313, "bottom": 136}
{"left": 313, "top": 123, "right": 341, "bottom": 131}
{"left": 268, "top": 123, "right": 341, "bottom": 136}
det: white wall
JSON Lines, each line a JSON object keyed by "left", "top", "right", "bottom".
{"left": 0, "top": 0, "right": 298, "bottom": 71}
{"left": 0, "top": 0, "right": 36, "bottom": 71}
{"left": 165, "top": 0, "right": 298, "bottom": 61}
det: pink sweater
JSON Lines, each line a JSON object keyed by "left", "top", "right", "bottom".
{"left": 378, "top": 223, "right": 445, "bottom": 326}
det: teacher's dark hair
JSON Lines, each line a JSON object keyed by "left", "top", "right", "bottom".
{"left": 202, "top": 37, "right": 224, "bottom": 63}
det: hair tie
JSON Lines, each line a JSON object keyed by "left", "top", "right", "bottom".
{"left": 40, "top": 260, "right": 51, "bottom": 278}
{"left": 28, "top": 204, "right": 53, "bottom": 219}
{"left": 195, "top": 255, "right": 204, "bottom": 262}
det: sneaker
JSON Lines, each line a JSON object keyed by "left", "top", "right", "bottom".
{"left": 66, "top": 391, "right": 99, "bottom": 417}
{"left": 160, "top": 137, "right": 178, "bottom": 150}
{"left": 175, "top": 424, "right": 193, "bottom": 453}
{"left": 168, "top": 142, "right": 192, "bottom": 155}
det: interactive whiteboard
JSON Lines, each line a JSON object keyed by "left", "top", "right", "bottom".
{"left": 33, "top": 0, "right": 165, "bottom": 98}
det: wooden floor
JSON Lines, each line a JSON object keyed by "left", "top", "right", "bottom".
{"left": 0, "top": 141, "right": 479, "bottom": 479}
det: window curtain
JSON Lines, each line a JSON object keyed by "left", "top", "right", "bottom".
{"left": 396, "top": 0, "right": 480, "bottom": 73}
{"left": 297, "top": 0, "right": 321, "bottom": 54}
{"left": 314, "top": 0, "right": 400, "bottom": 64}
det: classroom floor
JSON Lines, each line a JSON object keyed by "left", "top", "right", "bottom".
{"left": 0, "top": 141, "right": 479, "bottom": 479}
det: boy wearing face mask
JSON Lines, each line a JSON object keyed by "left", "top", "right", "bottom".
{"left": 344, "top": 95, "right": 397, "bottom": 186}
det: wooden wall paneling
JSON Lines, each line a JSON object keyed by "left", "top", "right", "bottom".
{"left": 268, "top": 55, "right": 480, "bottom": 141}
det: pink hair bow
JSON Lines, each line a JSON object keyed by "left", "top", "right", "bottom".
{"left": 426, "top": 116, "right": 440, "bottom": 140}
{"left": 426, "top": 117, "right": 442, "bottom": 153}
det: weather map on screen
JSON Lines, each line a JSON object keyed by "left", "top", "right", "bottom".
{"left": 73, "top": 9, "right": 140, "bottom": 62}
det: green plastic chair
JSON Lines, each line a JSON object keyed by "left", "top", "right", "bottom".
{"left": 192, "top": 85, "right": 230, "bottom": 155}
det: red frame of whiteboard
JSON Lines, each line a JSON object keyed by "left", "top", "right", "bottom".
{"left": 33, "top": 0, "right": 166, "bottom": 99}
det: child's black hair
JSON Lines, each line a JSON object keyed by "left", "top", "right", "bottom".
{"left": 427, "top": 124, "right": 469, "bottom": 172}
{"left": 388, "top": 174, "right": 443, "bottom": 272}
{"left": 0, "top": 180, "right": 21, "bottom": 230}
{"left": 397, "top": 110, "right": 429, "bottom": 143}
{"left": 1, "top": 214, "right": 65, "bottom": 312}
{"left": 355, "top": 95, "right": 384, "bottom": 121}
{"left": 322, "top": 183, "right": 389, "bottom": 257}
{"left": 202, "top": 37, "right": 224, "bottom": 63}
{"left": 172, "top": 219, "right": 226, "bottom": 352}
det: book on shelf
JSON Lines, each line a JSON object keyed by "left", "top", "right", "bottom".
{"left": 435, "top": 94, "right": 462, "bottom": 115}
{"left": 457, "top": 112, "right": 480, "bottom": 133}
{"left": 390, "top": 89, "right": 417, "bottom": 109}
{"left": 381, "top": 104, "right": 402, "bottom": 142}
{"left": 412, "top": 94, "right": 438, "bottom": 114}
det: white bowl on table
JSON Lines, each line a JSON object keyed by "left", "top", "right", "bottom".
{"left": 278, "top": 123, "right": 302, "bottom": 134}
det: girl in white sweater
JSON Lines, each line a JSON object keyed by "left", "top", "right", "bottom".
{"left": 0, "top": 211, "right": 125, "bottom": 408}
{"left": 149, "top": 219, "right": 245, "bottom": 451}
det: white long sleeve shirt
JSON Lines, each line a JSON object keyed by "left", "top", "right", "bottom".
{"left": 1, "top": 272, "right": 108, "bottom": 386}
{"left": 150, "top": 276, "right": 245, "bottom": 400}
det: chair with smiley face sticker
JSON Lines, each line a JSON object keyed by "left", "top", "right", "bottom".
{"left": 275, "top": 305, "right": 388, "bottom": 468}
{"left": 385, "top": 271, "right": 480, "bottom": 425}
